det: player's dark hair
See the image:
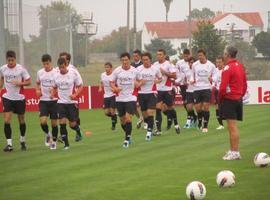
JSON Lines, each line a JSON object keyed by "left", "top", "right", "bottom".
{"left": 225, "top": 46, "right": 238, "bottom": 58}
{"left": 41, "top": 54, "right": 52, "bottom": 62}
{"left": 59, "top": 52, "right": 71, "bottom": 61}
{"left": 197, "top": 49, "right": 206, "bottom": 55}
{"left": 141, "top": 52, "right": 152, "bottom": 60}
{"left": 165, "top": 55, "right": 170, "bottom": 61}
{"left": 104, "top": 62, "right": 113, "bottom": 68}
{"left": 158, "top": 49, "right": 166, "bottom": 55}
{"left": 183, "top": 49, "right": 190, "bottom": 55}
{"left": 189, "top": 56, "right": 196, "bottom": 63}
{"left": 120, "top": 52, "right": 131, "bottom": 60}
{"left": 6, "top": 50, "right": 16, "bottom": 59}
{"left": 133, "top": 49, "right": 142, "bottom": 56}
{"left": 57, "top": 57, "right": 66, "bottom": 66}
{"left": 216, "top": 56, "right": 224, "bottom": 61}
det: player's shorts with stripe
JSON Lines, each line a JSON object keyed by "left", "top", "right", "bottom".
{"left": 116, "top": 101, "right": 136, "bottom": 117}
{"left": 2, "top": 97, "right": 26, "bottom": 114}
{"left": 39, "top": 100, "right": 58, "bottom": 119}
{"left": 138, "top": 93, "right": 157, "bottom": 111}
{"left": 220, "top": 98, "right": 243, "bottom": 121}
{"left": 193, "top": 89, "right": 211, "bottom": 104}
{"left": 104, "top": 96, "right": 116, "bottom": 109}
{"left": 185, "top": 92, "right": 195, "bottom": 104}
{"left": 157, "top": 90, "right": 173, "bottom": 107}
{"left": 57, "top": 103, "right": 79, "bottom": 122}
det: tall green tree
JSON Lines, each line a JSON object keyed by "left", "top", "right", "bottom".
{"left": 188, "top": 8, "right": 215, "bottom": 20}
{"left": 192, "top": 22, "right": 225, "bottom": 62}
{"left": 252, "top": 31, "right": 270, "bottom": 57}
{"left": 25, "top": 1, "right": 84, "bottom": 66}
{"left": 144, "top": 38, "right": 177, "bottom": 58}
{"left": 163, "top": 0, "right": 173, "bottom": 22}
{"left": 89, "top": 27, "right": 141, "bottom": 56}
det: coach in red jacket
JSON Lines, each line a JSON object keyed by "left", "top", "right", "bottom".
{"left": 219, "top": 46, "right": 247, "bottom": 161}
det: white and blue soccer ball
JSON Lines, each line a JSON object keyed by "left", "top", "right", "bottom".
{"left": 216, "top": 170, "right": 236, "bottom": 188}
{"left": 254, "top": 152, "right": 270, "bottom": 167}
{"left": 186, "top": 181, "right": 206, "bottom": 200}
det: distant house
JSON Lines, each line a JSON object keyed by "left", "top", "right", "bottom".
{"left": 142, "top": 12, "right": 264, "bottom": 51}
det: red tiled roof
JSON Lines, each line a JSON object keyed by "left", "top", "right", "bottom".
{"left": 144, "top": 21, "right": 197, "bottom": 39}
{"left": 212, "top": 12, "right": 263, "bottom": 26}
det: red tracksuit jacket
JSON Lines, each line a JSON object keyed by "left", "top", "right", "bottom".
{"left": 219, "top": 59, "right": 247, "bottom": 101}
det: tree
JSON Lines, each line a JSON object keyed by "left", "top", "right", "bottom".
{"left": 24, "top": 1, "right": 84, "bottom": 66}
{"left": 252, "top": 31, "right": 270, "bottom": 57}
{"left": 234, "top": 41, "right": 256, "bottom": 63}
{"left": 192, "top": 21, "right": 225, "bottom": 62}
{"left": 89, "top": 27, "right": 141, "bottom": 56}
{"left": 144, "top": 38, "right": 177, "bottom": 58}
{"left": 163, "top": 0, "right": 173, "bottom": 22}
{"left": 188, "top": 8, "right": 215, "bottom": 20}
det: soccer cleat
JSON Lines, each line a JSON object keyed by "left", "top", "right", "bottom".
{"left": 75, "top": 133, "right": 83, "bottom": 142}
{"left": 202, "top": 128, "right": 208, "bottom": 133}
{"left": 145, "top": 132, "right": 152, "bottom": 141}
{"left": 143, "top": 123, "right": 148, "bottom": 130}
{"left": 223, "top": 151, "right": 241, "bottom": 161}
{"left": 3, "top": 145, "right": 13, "bottom": 152}
{"left": 136, "top": 118, "right": 143, "bottom": 129}
{"left": 153, "top": 130, "right": 162, "bottom": 136}
{"left": 216, "top": 125, "right": 225, "bottom": 130}
{"left": 122, "top": 140, "right": 129, "bottom": 148}
{"left": 50, "top": 142, "right": 57, "bottom": 150}
{"left": 183, "top": 123, "right": 191, "bottom": 129}
{"left": 175, "top": 125, "right": 181, "bottom": 134}
{"left": 64, "top": 145, "right": 70, "bottom": 150}
{"left": 20, "top": 142, "right": 27, "bottom": 151}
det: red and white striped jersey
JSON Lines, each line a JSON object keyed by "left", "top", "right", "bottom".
{"left": 0, "top": 64, "right": 30, "bottom": 100}
{"left": 137, "top": 64, "right": 162, "bottom": 94}
{"left": 36, "top": 68, "right": 58, "bottom": 101}
{"left": 154, "top": 60, "right": 176, "bottom": 92}
{"left": 111, "top": 66, "right": 141, "bottom": 102}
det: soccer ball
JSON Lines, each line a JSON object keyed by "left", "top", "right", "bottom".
{"left": 216, "top": 170, "right": 235, "bottom": 187}
{"left": 254, "top": 152, "right": 270, "bottom": 167}
{"left": 186, "top": 181, "right": 206, "bottom": 200}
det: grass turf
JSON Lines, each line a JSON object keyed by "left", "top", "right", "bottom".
{"left": 0, "top": 105, "right": 269, "bottom": 200}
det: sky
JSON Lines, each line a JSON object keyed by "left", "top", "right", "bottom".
{"left": 22, "top": 0, "right": 270, "bottom": 40}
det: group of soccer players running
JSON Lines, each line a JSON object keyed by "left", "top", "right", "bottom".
{"left": 99, "top": 48, "right": 226, "bottom": 148}
{"left": 0, "top": 47, "right": 242, "bottom": 157}
{"left": 0, "top": 51, "right": 83, "bottom": 151}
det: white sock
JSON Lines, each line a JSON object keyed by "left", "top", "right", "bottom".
{"left": 20, "top": 136, "right": 25, "bottom": 142}
{"left": 146, "top": 132, "right": 152, "bottom": 136}
{"left": 7, "top": 139, "right": 12, "bottom": 146}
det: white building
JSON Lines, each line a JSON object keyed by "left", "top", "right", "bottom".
{"left": 142, "top": 12, "right": 264, "bottom": 51}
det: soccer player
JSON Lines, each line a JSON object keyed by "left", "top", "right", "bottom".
{"left": 191, "top": 49, "right": 216, "bottom": 133}
{"left": 36, "top": 54, "right": 58, "bottom": 149}
{"left": 110, "top": 52, "right": 142, "bottom": 148}
{"left": 178, "top": 57, "right": 197, "bottom": 129}
{"left": 131, "top": 49, "right": 145, "bottom": 129}
{"left": 52, "top": 57, "right": 83, "bottom": 149}
{"left": 154, "top": 49, "right": 180, "bottom": 135}
{"left": 219, "top": 46, "right": 247, "bottom": 160}
{"left": 212, "top": 56, "right": 225, "bottom": 130}
{"left": 59, "top": 52, "right": 82, "bottom": 140}
{"left": 0, "top": 50, "right": 31, "bottom": 152}
{"left": 176, "top": 49, "right": 191, "bottom": 127}
{"left": 137, "top": 52, "right": 162, "bottom": 141}
{"left": 98, "top": 62, "right": 117, "bottom": 130}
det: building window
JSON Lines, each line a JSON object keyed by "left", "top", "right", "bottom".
{"left": 250, "top": 29, "right": 255, "bottom": 37}
{"left": 181, "top": 43, "right": 187, "bottom": 50}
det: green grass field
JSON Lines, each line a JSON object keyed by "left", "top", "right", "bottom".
{"left": 0, "top": 105, "right": 269, "bottom": 200}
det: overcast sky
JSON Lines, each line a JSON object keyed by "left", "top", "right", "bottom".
{"left": 22, "top": 0, "right": 270, "bottom": 40}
